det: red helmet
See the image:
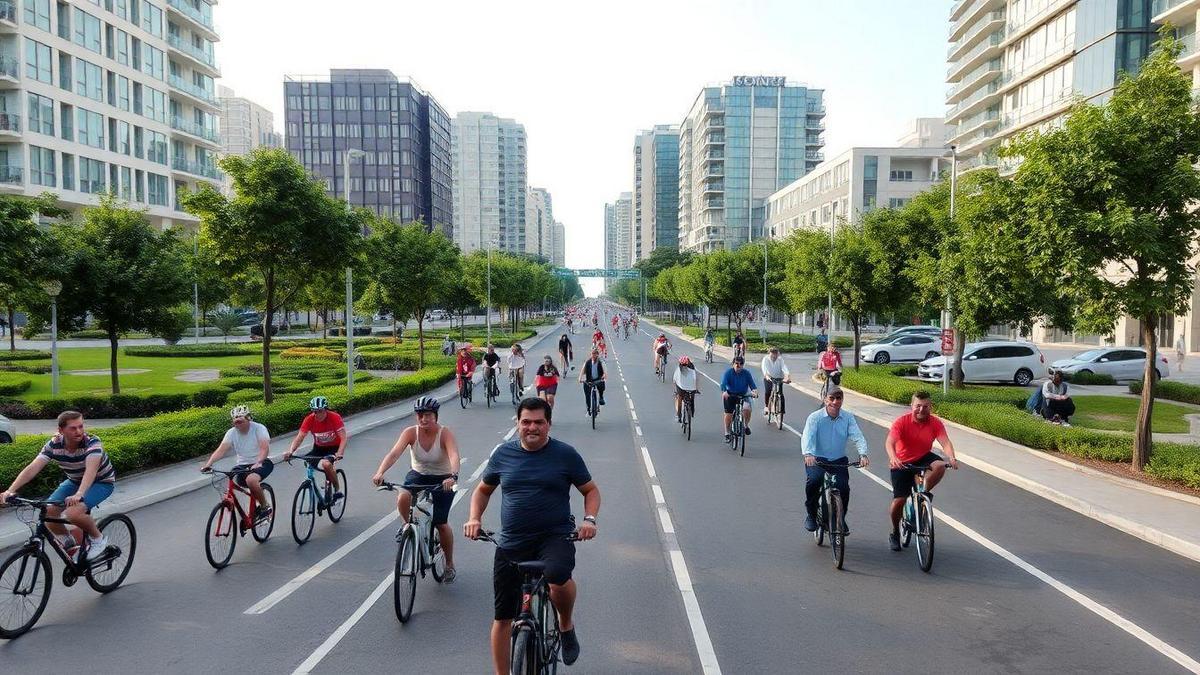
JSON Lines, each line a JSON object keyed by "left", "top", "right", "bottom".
{"left": 678, "top": 356, "right": 692, "bottom": 366}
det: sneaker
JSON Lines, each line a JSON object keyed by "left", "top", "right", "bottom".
{"left": 443, "top": 567, "right": 457, "bottom": 584}
{"left": 1061, "top": 421, "right": 1071, "bottom": 428}
{"left": 85, "top": 535, "right": 110, "bottom": 562}
{"left": 561, "top": 628, "right": 581, "bottom": 665}
{"left": 744, "top": 427, "right": 752, "bottom": 436}
{"left": 889, "top": 532, "right": 902, "bottom": 551}
{"left": 803, "top": 515, "right": 817, "bottom": 532}
{"left": 255, "top": 505, "right": 272, "bottom": 521}
{"left": 724, "top": 433, "right": 732, "bottom": 443}
{"left": 332, "top": 491, "right": 344, "bottom": 503}
{"left": 599, "top": 397, "right": 605, "bottom": 405}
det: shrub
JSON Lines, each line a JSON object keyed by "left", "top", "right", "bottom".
{"left": 1129, "top": 379, "right": 1200, "bottom": 405}
{"left": 0, "top": 349, "right": 51, "bottom": 362}
{"left": 65, "top": 329, "right": 116, "bottom": 339}
{"left": 0, "top": 385, "right": 235, "bottom": 419}
{"left": 124, "top": 343, "right": 257, "bottom": 357}
{"left": 280, "top": 346, "right": 342, "bottom": 361}
{"left": 1066, "top": 371, "right": 1117, "bottom": 385}
{"left": 0, "top": 363, "right": 52, "bottom": 374}
{"left": 0, "top": 373, "right": 32, "bottom": 396}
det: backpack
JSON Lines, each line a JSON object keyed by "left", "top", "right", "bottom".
{"left": 1026, "top": 386, "right": 1044, "bottom": 414}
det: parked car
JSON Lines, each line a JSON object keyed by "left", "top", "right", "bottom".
{"left": 860, "top": 333, "right": 942, "bottom": 364}
{"left": 0, "top": 413, "right": 14, "bottom": 443}
{"left": 249, "top": 323, "right": 279, "bottom": 338}
{"left": 1049, "top": 347, "right": 1169, "bottom": 382}
{"left": 918, "top": 340, "right": 1045, "bottom": 386}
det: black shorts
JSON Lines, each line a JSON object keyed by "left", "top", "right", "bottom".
{"left": 232, "top": 458, "right": 274, "bottom": 487}
{"left": 305, "top": 445, "right": 338, "bottom": 468}
{"left": 537, "top": 383, "right": 558, "bottom": 395}
{"left": 402, "top": 470, "right": 453, "bottom": 525}
{"left": 723, "top": 394, "right": 752, "bottom": 415}
{"left": 493, "top": 536, "right": 576, "bottom": 620}
{"left": 890, "top": 451, "right": 943, "bottom": 498}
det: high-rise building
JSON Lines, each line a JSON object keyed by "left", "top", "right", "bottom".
{"left": 451, "top": 112, "right": 527, "bottom": 254}
{"left": 283, "top": 69, "right": 452, "bottom": 237}
{"left": 218, "top": 86, "right": 280, "bottom": 156}
{"left": 946, "top": 0, "right": 1157, "bottom": 173}
{"left": 603, "top": 202, "right": 617, "bottom": 290}
{"left": 525, "top": 187, "right": 553, "bottom": 261}
{"left": 0, "top": 0, "right": 222, "bottom": 229}
{"left": 550, "top": 221, "right": 565, "bottom": 267}
{"left": 678, "top": 76, "right": 825, "bottom": 253}
{"left": 614, "top": 191, "right": 633, "bottom": 269}
{"left": 633, "top": 124, "right": 680, "bottom": 262}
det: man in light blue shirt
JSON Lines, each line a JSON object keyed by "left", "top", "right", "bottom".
{"left": 800, "top": 387, "right": 869, "bottom": 533}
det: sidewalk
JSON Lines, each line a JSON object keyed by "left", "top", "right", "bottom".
{"left": 651, "top": 319, "right": 1200, "bottom": 564}
{"left": 0, "top": 323, "right": 560, "bottom": 549}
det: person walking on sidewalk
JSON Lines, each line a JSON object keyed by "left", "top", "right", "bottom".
{"left": 1041, "top": 370, "right": 1075, "bottom": 426}
{"left": 885, "top": 392, "right": 958, "bottom": 551}
{"left": 1176, "top": 333, "right": 1186, "bottom": 373}
{"left": 800, "top": 387, "right": 869, "bottom": 533}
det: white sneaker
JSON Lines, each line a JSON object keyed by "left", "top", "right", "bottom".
{"left": 85, "top": 535, "right": 110, "bottom": 561}
{"left": 1061, "top": 422, "right": 1071, "bottom": 428}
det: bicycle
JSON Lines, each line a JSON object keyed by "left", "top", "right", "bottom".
{"left": 679, "top": 390, "right": 698, "bottom": 441}
{"left": 818, "top": 369, "right": 841, "bottom": 400}
{"left": 812, "top": 460, "right": 861, "bottom": 570}
{"left": 510, "top": 369, "right": 524, "bottom": 406}
{"left": 583, "top": 381, "right": 600, "bottom": 429}
{"left": 0, "top": 496, "right": 136, "bottom": 639}
{"left": 477, "top": 530, "right": 580, "bottom": 675}
{"left": 287, "top": 455, "right": 348, "bottom": 545}
{"left": 900, "top": 463, "right": 939, "bottom": 573}
{"left": 459, "top": 372, "right": 474, "bottom": 409}
{"left": 378, "top": 481, "right": 450, "bottom": 623}
{"left": 726, "top": 393, "right": 750, "bottom": 456}
{"left": 655, "top": 353, "right": 668, "bottom": 383}
{"left": 766, "top": 377, "right": 786, "bottom": 430}
{"left": 704, "top": 342, "right": 714, "bottom": 364}
{"left": 201, "top": 467, "right": 276, "bottom": 569}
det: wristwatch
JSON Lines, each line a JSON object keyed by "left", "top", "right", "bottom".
{"left": 450, "top": 473, "right": 459, "bottom": 480}
{"left": 583, "top": 515, "right": 597, "bottom": 525}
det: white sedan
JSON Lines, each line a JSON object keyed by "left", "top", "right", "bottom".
{"left": 861, "top": 333, "right": 942, "bottom": 364}
{"left": 0, "top": 413, "right": 13, "bottom": 443}
{"left": 1049, "top": 348, "right": 1170, "bottom": 382}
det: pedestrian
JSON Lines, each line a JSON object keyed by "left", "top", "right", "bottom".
{"left": 1176, "top": 333, "right": 1186, "bottom": 373}
{"left": 1041, "top": 370, "right": 1075, "bottom": 426}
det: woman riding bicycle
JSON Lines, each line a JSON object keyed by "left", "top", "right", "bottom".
{"left": 507, "top": 344, "right": 526, "bottom": 397}
{"left": 673, "top": 356, "right": 699, "bottom": 422}
{"left": 817, "top": 342, "right": 843, "bottom": 386}
{"left": 534, "top": 355, "right": 561, "bottom": 408}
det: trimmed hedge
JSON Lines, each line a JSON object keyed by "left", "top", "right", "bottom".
{"left": 1129, "top": 379, "right": 1200, "bottom": 406}
{"left": 0, "top": 373, "right": 33, "bottom": 396}
{"left": 0, "top": 349, "right": 51, "bottom": 362}
{"left": 678, "top": 326, "right": 853, "bottom": 352}
{"left": 0, "top": 363, "right": 52, "bottom": 374}
{"left": 125, "top": 343, "right": 257, "bottom": 357}
{"left": 280, "top": 346, "right": 341, "bottom": 361}
{"left": 1067, "top": 371, "right": 1117, "bottom": 385}
{"left": 839, "top": 365, "right": 1029, "bottom": 407}
{"left": 0, "top": 385, "right": 234, "bottom": 420}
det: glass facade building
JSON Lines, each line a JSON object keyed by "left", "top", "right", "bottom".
{"left": 283, "top": 69, "right": 452, "bottom": 237}
{"left": 451, "top": 112, "right": 527, "bottom": 254}
{"left": 633, "top": 124, "right": 680, "bottom": 261}
{"left": 678, "top": 77, "right": 825, "bottom": 253}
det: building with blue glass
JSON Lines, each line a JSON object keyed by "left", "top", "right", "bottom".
{"left": 633, "top": 124, "right": 680, "bottom": 261}
{"left": 678, "top": 76, "right": 825, "bottom": 253}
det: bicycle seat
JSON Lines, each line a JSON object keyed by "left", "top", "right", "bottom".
{"left": 517, "top": 560, "right": 547, "bottom": 575}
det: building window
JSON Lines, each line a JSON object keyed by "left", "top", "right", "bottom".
{"left": 133, "top": 125, "right": 143, "bottom": 158}
{"left": 139, "top": 43, "right": 163, "bottom": 80}
{"left": 120, "top": 166, "right": 132, "bottom": 200}
{"left": 113, "top": 0, "right": 129, "bottom": 21}
{"left": 116, "top": 120, "right": 130, "bottom": 155}
{"left": 27, "top": 93, "right": 53, "bottom": 135}
{"left": 139, "top": 1, "right": 162, "bottom": 37}
{"left": 24, "top": 38, "right": 52, "bottom": 84}
{"left": 74, "top": 58, "right": 103, "bottom": 102}
{"left": 147, "top": 172, "right": 168, "bottom": 206}
{"left": 24, "top": 0, "right": 51, "bottom": 31}
{"left": 29, "top": 146, "right": 55, "bottom": 187}
{"left": 72, "top": 8, "right": 102, "bottom": 54}
{"left": 79, "top": 157, "right": 105, "bottom": 194}
{"left": 147, "top": 130, "right": 167, "bottom": 164}
{"left": 114, "top": 29, "right": 130, "bottom": 66}
{"left": 888, "top": 197, "right": 910, "bottom": 208}
{"left": 59, "top": 103, "right": 73, "bottom": 141}
{"left": 134, "top": 169, "right": 144, "bottom": 202}
{"left": 61, "top": 152, "right": 75, "bottom": 190}
{"left": 888, "top": 169, "right": 913, "bottom": 182}
{"left": 76, "top": 108, "right": 104, "bottom": 149}
{"left": 143, "top": 86, "right": 166, "bottom": 123}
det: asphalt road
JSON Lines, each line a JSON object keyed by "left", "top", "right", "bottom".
{"left": 2, "top": 309, "right": 1198, "bottom": 674}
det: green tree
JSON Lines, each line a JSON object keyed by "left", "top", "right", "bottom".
{"left": 439, "top": 273, "right": 477, "bottom": 342}
{"left": 782, "top": 229, "right": 833, "bottom": 333}
{"left": 686, "top": 250, "right": 759, "bottom": 339}
{"left": 189, "top": 237, "right": 228, "bottom": 329}
{"left": 181, "top": 148, "right": 364, "bottom": 403}
{"left": 1006, "top": 33, "right": 1200, "bottom": 470}
{"left": 209, "top": 308, "right": 243, "bottom": 343}
{"left": 48, "top": 196, "right": 191, "bottom": 393}
{"left": 0, "top": 193, "right": 68, "bottom": 351}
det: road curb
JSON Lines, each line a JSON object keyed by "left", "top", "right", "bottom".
{"left": 646, "top": 319, "right": 1200, "bottom": 563}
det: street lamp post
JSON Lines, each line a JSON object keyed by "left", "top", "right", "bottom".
{"left": 761, "top": 241, "right": 768, "bottom": 343}
{"left": 193, "top": 234, "right": 201, "bottom": 344}
{"left": 944, "top": 145, "right": 958, "bottom": 395}
{"left": 486, "top": 244, "right": 492, "bottom": 345}
{"left": 41, "top": 280, "right": 62, "bottom": 397}
{"left": 343, "top": 148, "right": 367, "bottom": 394}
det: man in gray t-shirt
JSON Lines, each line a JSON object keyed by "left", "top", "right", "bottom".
{"left": 465, "top": 398, "right": 601, "bottom": 672}
{"left": 201, "top": 405, "right": 273, "bottom": 519}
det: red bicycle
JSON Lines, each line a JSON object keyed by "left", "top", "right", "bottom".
{"left": 201, "top": 467, "right": 276, "bottom": 569}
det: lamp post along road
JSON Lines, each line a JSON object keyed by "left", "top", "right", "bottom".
{"left": 343, "top": 148, "right": 367, "bottom": 394}
{"left": 193, "top": 234, "right": 201, "bottom": 344}
{"left": 41, "top": 280, "right": 62, "bottom": 397}
{"left": 945, "top": 145, "right": 958, "bottom": 395}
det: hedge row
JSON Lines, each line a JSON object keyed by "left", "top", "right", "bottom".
{"left": 0, "top": 373, "right": 33, "bottom": 396}
{"left": 678, "top": 326, "right": 853, "bottom": 351}
{"left": 280, "top": 347, "right": 341, "bottom": 361}
{"left": 0, "top": 363, "right": 52, "bottom": 374}
{"left": 838, "top": 365, "right": 1029, "bottom": 407}
{"left": 0, "top": 385, "right": 233, "bottom": 420}
{"left": 125, "top": 343, "right": 258, "bottom": 357}
{"left": 1066, "top": 371, "right": 1117, "bottom": 385}
{"left": 1129, "top": 379, "right": 1200, "bottom": 406}
{"left": 0, "top": 364, "right": 457, "bottom": 495}
{"left": 0, "top": 349, "right": 51, "bottom": 362}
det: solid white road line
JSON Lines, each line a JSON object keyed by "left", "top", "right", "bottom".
{"left": 631, "top": 410, "right": 638, "bottom": 421}
{"left": 291, "top": 572, "right": 394, "bottom": 674}
{"left": 668, "top": 550, "right": 723, "bottom": 675}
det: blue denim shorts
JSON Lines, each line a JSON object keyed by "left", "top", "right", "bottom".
{"left": 47, "top": 480, "right": 114, "bottom": 510}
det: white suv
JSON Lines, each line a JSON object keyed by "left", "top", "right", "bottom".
{"left": 0, "top": 413, "right": 14, "bottom": 443}
{"left": 918, "top": 341, "right": 1045, "bottom": 386}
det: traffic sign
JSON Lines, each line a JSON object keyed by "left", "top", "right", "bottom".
{"left": 553, "top": 268, "right": 641, "bottom": 279}
{"left": 941, "top": 328, "right": 955, "bottom": 355}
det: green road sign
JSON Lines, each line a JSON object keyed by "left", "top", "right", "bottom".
{"left": 553, "top": 268, "right": 641, "bottom": 279}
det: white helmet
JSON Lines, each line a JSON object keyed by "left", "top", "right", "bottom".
{"left": 230, "top": 405, "right": 251, "bottom": 419}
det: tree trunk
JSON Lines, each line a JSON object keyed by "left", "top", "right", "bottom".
{"left": 1133, "top": 317, "right": 1157, "bottom": 471}
{"left": 7, "top": 305, "right": 14, "bottom": 351}
{"left": 951, "top": 325, "right": 967, "bottom": 389}
{"left": 321, "top": 309, "right": 328, "bottom": 340}
{"left": 108, "top": 330, "right": 121, "bottom": 394}
{"left": 460, "top": 310, "right": 466, "bottom": 341}
{"left": 262, "top": 274, "right": 275, "bottom": 404}
{"left": 852, "top": 318, "right": 861, "bottom": 370}
{"left": 392, "top": 316, "right": 399, "bottom": 342}
{"left": 307, "top": 309, "right": 311, "bottom": 332}
{"left": 417, "top": 313, "right": 426, "bottom": 369}
{"left": 788, "top": 313, "right": 793, "bottom": 335}
{"left": 726, "top": 312, "right": 732, "bottom": 344}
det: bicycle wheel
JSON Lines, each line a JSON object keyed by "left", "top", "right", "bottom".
{"left": 0, "top": 548, "right": 52, "bottom": 639}
{"left": 776, "top": 392, "right": 785, "bottom": 430}
{"left": 916, "top": 496, "right": 935, "bottom": 573}
{"left": 590, "top": 388, "right": 598, "bottom": 429}
{"left": 430, "top": 527, "right": 447, "bottom": 583}
{"left": 901, "top": 499, "right": 914, "bottom": 548}
{"left": 459, "top": 381, "right": 468, "bottom": 409}
{"left": 204, "top": 501, "right": 238, "bottom": 569}
{"left": 829, "top": 493, "right": 845, "bottom": 570}
{"left": 486, "top": 376, "right": 493, "bottom": 408}
{"left": 291, "top": 481, "right": 316, "bottom": 544}
{"left": 511, "top": 379, "right": 520, "bottom": 405}
{"left": 328, "top": 469, "right": 348, "bottom": 523}
{"left": 511, "top": 626, "right": 538, "bottom": 675}
{"left": 814, "top": 497, "right": 826, "bottom": 546}
{"left": 252, "top": 484, "right": 276, "bottom": 543}
{"left": 682, "top": 401, "right": 692, "bottom": 441}
{"left": 86, "top": 513, "right": 137, "bottom": 593}
{"left": 538, "top": 589, "right": 561, "bottom": 673}
{"left": 394, "top": 527, "right": 417, "bottom": 623}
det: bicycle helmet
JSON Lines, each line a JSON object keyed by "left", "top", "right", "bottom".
{"left": 230, "top": 405, "right": 251, "bottom": 419}
{"left": 309, "top": 396, "right": 329, "bottom": 410}
{"left": 414, "top": 396, "right": 441, "bottom": 414}
{"left": 678, "top": 356, "right": 692, "bottom": 366}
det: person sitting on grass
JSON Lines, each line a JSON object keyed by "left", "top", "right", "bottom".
{"left": 1041, "top": 370, "right": 1075, "bottom": 427}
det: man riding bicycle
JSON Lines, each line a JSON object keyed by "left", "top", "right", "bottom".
{"left": 482, "top": 344, "right": 503, "bottom": 399}
{"left": 673, "top": 356, "right": 699, "bottom": 422}
{"left": 283, "top": 396, "right": 348, "bottom": 501}
{"left": 578, "top": 348, "right": 607, "bottom": 415}
{"left": 800, "top": 387, "right": 869, "bottom": 532}
{"left": 703, "top": 328, "right": 715, "bottom": 354}
{"left": 201, "top": 405, "right": 273, "bottom": 521}
{"left": 558, "top": 332, "right": 574, "bottom": 373}
{"left": 1, "top": 411, "right": 114, "bottom": 561}
{"left": 720, "top": 356, "right": 758, "bottom": 441}
{"left": 732, "top": 331, "right": 746, "bottom": 360}
{"left": 652, "top": 333, "right": 672, "bottom": 374}
{"left": 760, "top": 347, "right": 791, "bottom": 418}
{"left": 373, "top": 396, "right": 461, "bottom": 582}
{"left": 464, "top": 398, "right": 601, "bottom": 673}
{"left": 885, "top": 392, "right": 959, "bottom": 551}
{"left": 456, "top": 345, "right": 477, "bottom": 396}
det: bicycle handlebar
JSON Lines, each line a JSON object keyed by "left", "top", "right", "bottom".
{"left": 375, "top": 481, "right": 455, "bottom": 493}
{"left": 813, "top": 460, "right": 863, "bottom": 469}
{"left": 287, "top": 454, "right": 343, "bottom": 464}
{"left": 2, "top": 495, "right": 66, "bottom": 508}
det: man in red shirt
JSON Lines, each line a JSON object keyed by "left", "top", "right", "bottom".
{"left": 285, "top": 396, "right": 349, "bottom": 501}
{"left": 885, "top": 391, "right": 958, "bottom": 551}
{"left": 456, "top": 345, "right": 477, "bottom": 397}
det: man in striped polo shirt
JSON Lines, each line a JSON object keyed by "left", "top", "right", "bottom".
{"left": 1, "top": 411, "right": 114, "bottom": 561}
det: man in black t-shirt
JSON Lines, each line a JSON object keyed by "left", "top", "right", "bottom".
{"left": 558, "top": 332, "right": 574, "bottom": 373}
{"left": 577, "top": 348, "right": 607, "bottom": 414}
{"left": 482, "top": 344, "right": 502, "bottom": 397}
{"left": 465, "top": 398, "right": 600, "bottom": 672}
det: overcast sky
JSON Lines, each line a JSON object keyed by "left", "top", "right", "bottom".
{"left": 216, "top": 0, "right": 949, "bottom": 295}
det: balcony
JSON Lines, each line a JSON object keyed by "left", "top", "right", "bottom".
{"left": 998, "top": 93, "right": 1073, "bottom": 135}
{"left": 959, "top": 150, "right": 1000, "bottom": 174}
{"left": 0, "top": 164, "right": 21, "bottom": 188}
{"left": 0, "top": 54, "right": 17, "bottom": 84}
{"left": 705, "top": 134, "right": 725, "bottom": 146}
{"left": 171, "top": 156, "right": 222, "bottom": 181}
{"left": 996, "top": 40, "right": 1075, "bottom": 94}
{"left": 806, "top": 104, "right": 826, "bottom": 116}
{"left": 1007, "top": 0, "right": 1073, "bottom": 44}
{"left": 166, "top": 0, "right": 219, "bottom": 39}
{"left": 948, "top": 10, "right": 1005, "bottom": 61}
{"left": 946, "top": 30, "right": 1004, "bottom": 82}
{"left": 946, "top": 80, "right": 1001, "bottom": 123}
{"left": 805, "top": 150, "right": 823, "bottom": 161}
{"left": 167, "top": 34, "right": 219, "bottom": 74}
{"left": 703, "top": 199, "right": 724, "bottom": 210}
{"left": 946, "top": 58, "right": 1000, "bottom": 103}
{"left": 169, "top": 74, "right": 219, "bottom": 107}
{"left": 0, "top": 1, "right": 16, "bottom": 29}
{"left": 949, "top": 0, "right": 1004, "bottom": 42}
{"left": 1154, "top": 0, "right": 1199, "bottom": 24}
{"left": 170, "top": 115, "right": 220, "bottom": 144}
{"left": 703, "top": 181, "right": 724, "bottom": 194}
{"left": 0, "top": 112, "right": 19, "bottom": 136}
{"left": 1178, "top": 31, "right": 1200, "bottom": 68}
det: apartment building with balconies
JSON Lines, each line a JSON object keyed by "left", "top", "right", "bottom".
{"left": 218, "top": 85, "right": 279, "bottom": 157}
{"left": 451, "top": 111, "right": 527, "bottom": 254}
{"left": 633, "top": 124, "right": 680, "bottom": 262}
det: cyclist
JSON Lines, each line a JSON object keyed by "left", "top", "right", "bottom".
{"left": 595, "top": 332, "right": 608, "bottom": 360}
{"left": 283, "top": 396, "right": 348, "bottom": 502}
{"left": 673, "top": 356, "right": 699, "bottom": 423}
{"left": 566, "top": 316, "right": 574, "bottom": 334}
{"left": 482, "top": 344, "right": 503, "bottom": 399}
{"left": 507, "top": 343, "right": 527, "bottom": 398}
{"left": 817, "top": 341, "right": 843, "bottom": 386}
{"left": 703, "top": 328, "right": 715, "bottom": 357}
{"left": 720, "top": 355, "right": 758, "bottom": 441}
{"left": 591, "top": 327, "right": 603, "bottom": 350}
{"left": 732, "top": 331, "right": 746, "bottom": 360}
{"left": 441, "top": 334, "right": 455, "bottom": 356}
{"left": 800, "top": 387, "right": 869, "bottom": 533}
{"left": 578, "top": 348, "right": 607, "bottom": 415}
{"left": 1, "top": 411, "right": 114, "bottom": 561}
{"left": 885, "top": 391, "right": 959, "bottom": 551}
{"left": 464, "top": 397, "right": 600, "bottom": 672}
{"left": 760, "top": 347, "right": 792, "bottom": 419}
{"left": 372, "top": 396, "right": 461, "bottom": 582}
{"left": 455, "top": 344, "right": 478, "bottom": 398}
{"left": 611, "top": 314, "right": 619, "bottom": 334}
{"left": 558, "top": 332, "right": 574, "bottom": 373}
{"left": 200, "top": 405, "right": 273, "bottom": 521}
{"left": 535, "top": 355, "right": 562, "bottom": 408}
{"left": 652, "top": 333, "right": 672, "bottom": 374}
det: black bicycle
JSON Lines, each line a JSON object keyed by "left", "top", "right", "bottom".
{"left": 726, "top": 393, "right": 751, "bottom": 456}
{"left": 812, "top": 460, "right": 860, "bottom": 570}
{"left": 477, "top": 530, "right": 579, "bottom": 675}
{"left": 679, "top": 390, "right": 698, "bottom": 441}
{"left": 510, "top": 369, "right": 523, "bottom": 406}
{"left": 459, "top": 373, "right": 474, "bottom": 408}
{"left": 0, "top": 496, "right": 137, "bottom": 638}
{"left": 766, "top": 377, "right": 786, "bottom": 430}
{"left": 655, "top": 352, "right": 668, "bottom": 383}
{"left": 583, "top": 381, "right": 601, "bottom": 429}
{"left": 485, "top": 367, "right": 500, "bottom": 408}
{"left": 704, "top": 343, "right": 714, "bottom": 363}
{"left": 377, "top": 481, "right": 449, "bottom": 623}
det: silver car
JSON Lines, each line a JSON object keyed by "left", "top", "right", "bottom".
{"left": 0, "top": 413, "right": 14, "bottom": 443}
{"left": 1049, "top": 347, "right": 1170, "bottom": 382}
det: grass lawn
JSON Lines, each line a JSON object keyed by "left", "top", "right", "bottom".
{"left": 5, "top": 348, "right": 262, "bottom": 398}
{"left": 1071, "top": 396, "right": 1194, "bottom": 434}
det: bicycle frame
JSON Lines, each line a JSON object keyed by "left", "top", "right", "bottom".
{"left": 216, "top": 476, "right": 257, "bottom": 535}
{"left": 11, "top": 502, "right": 97, "bottom": 577}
